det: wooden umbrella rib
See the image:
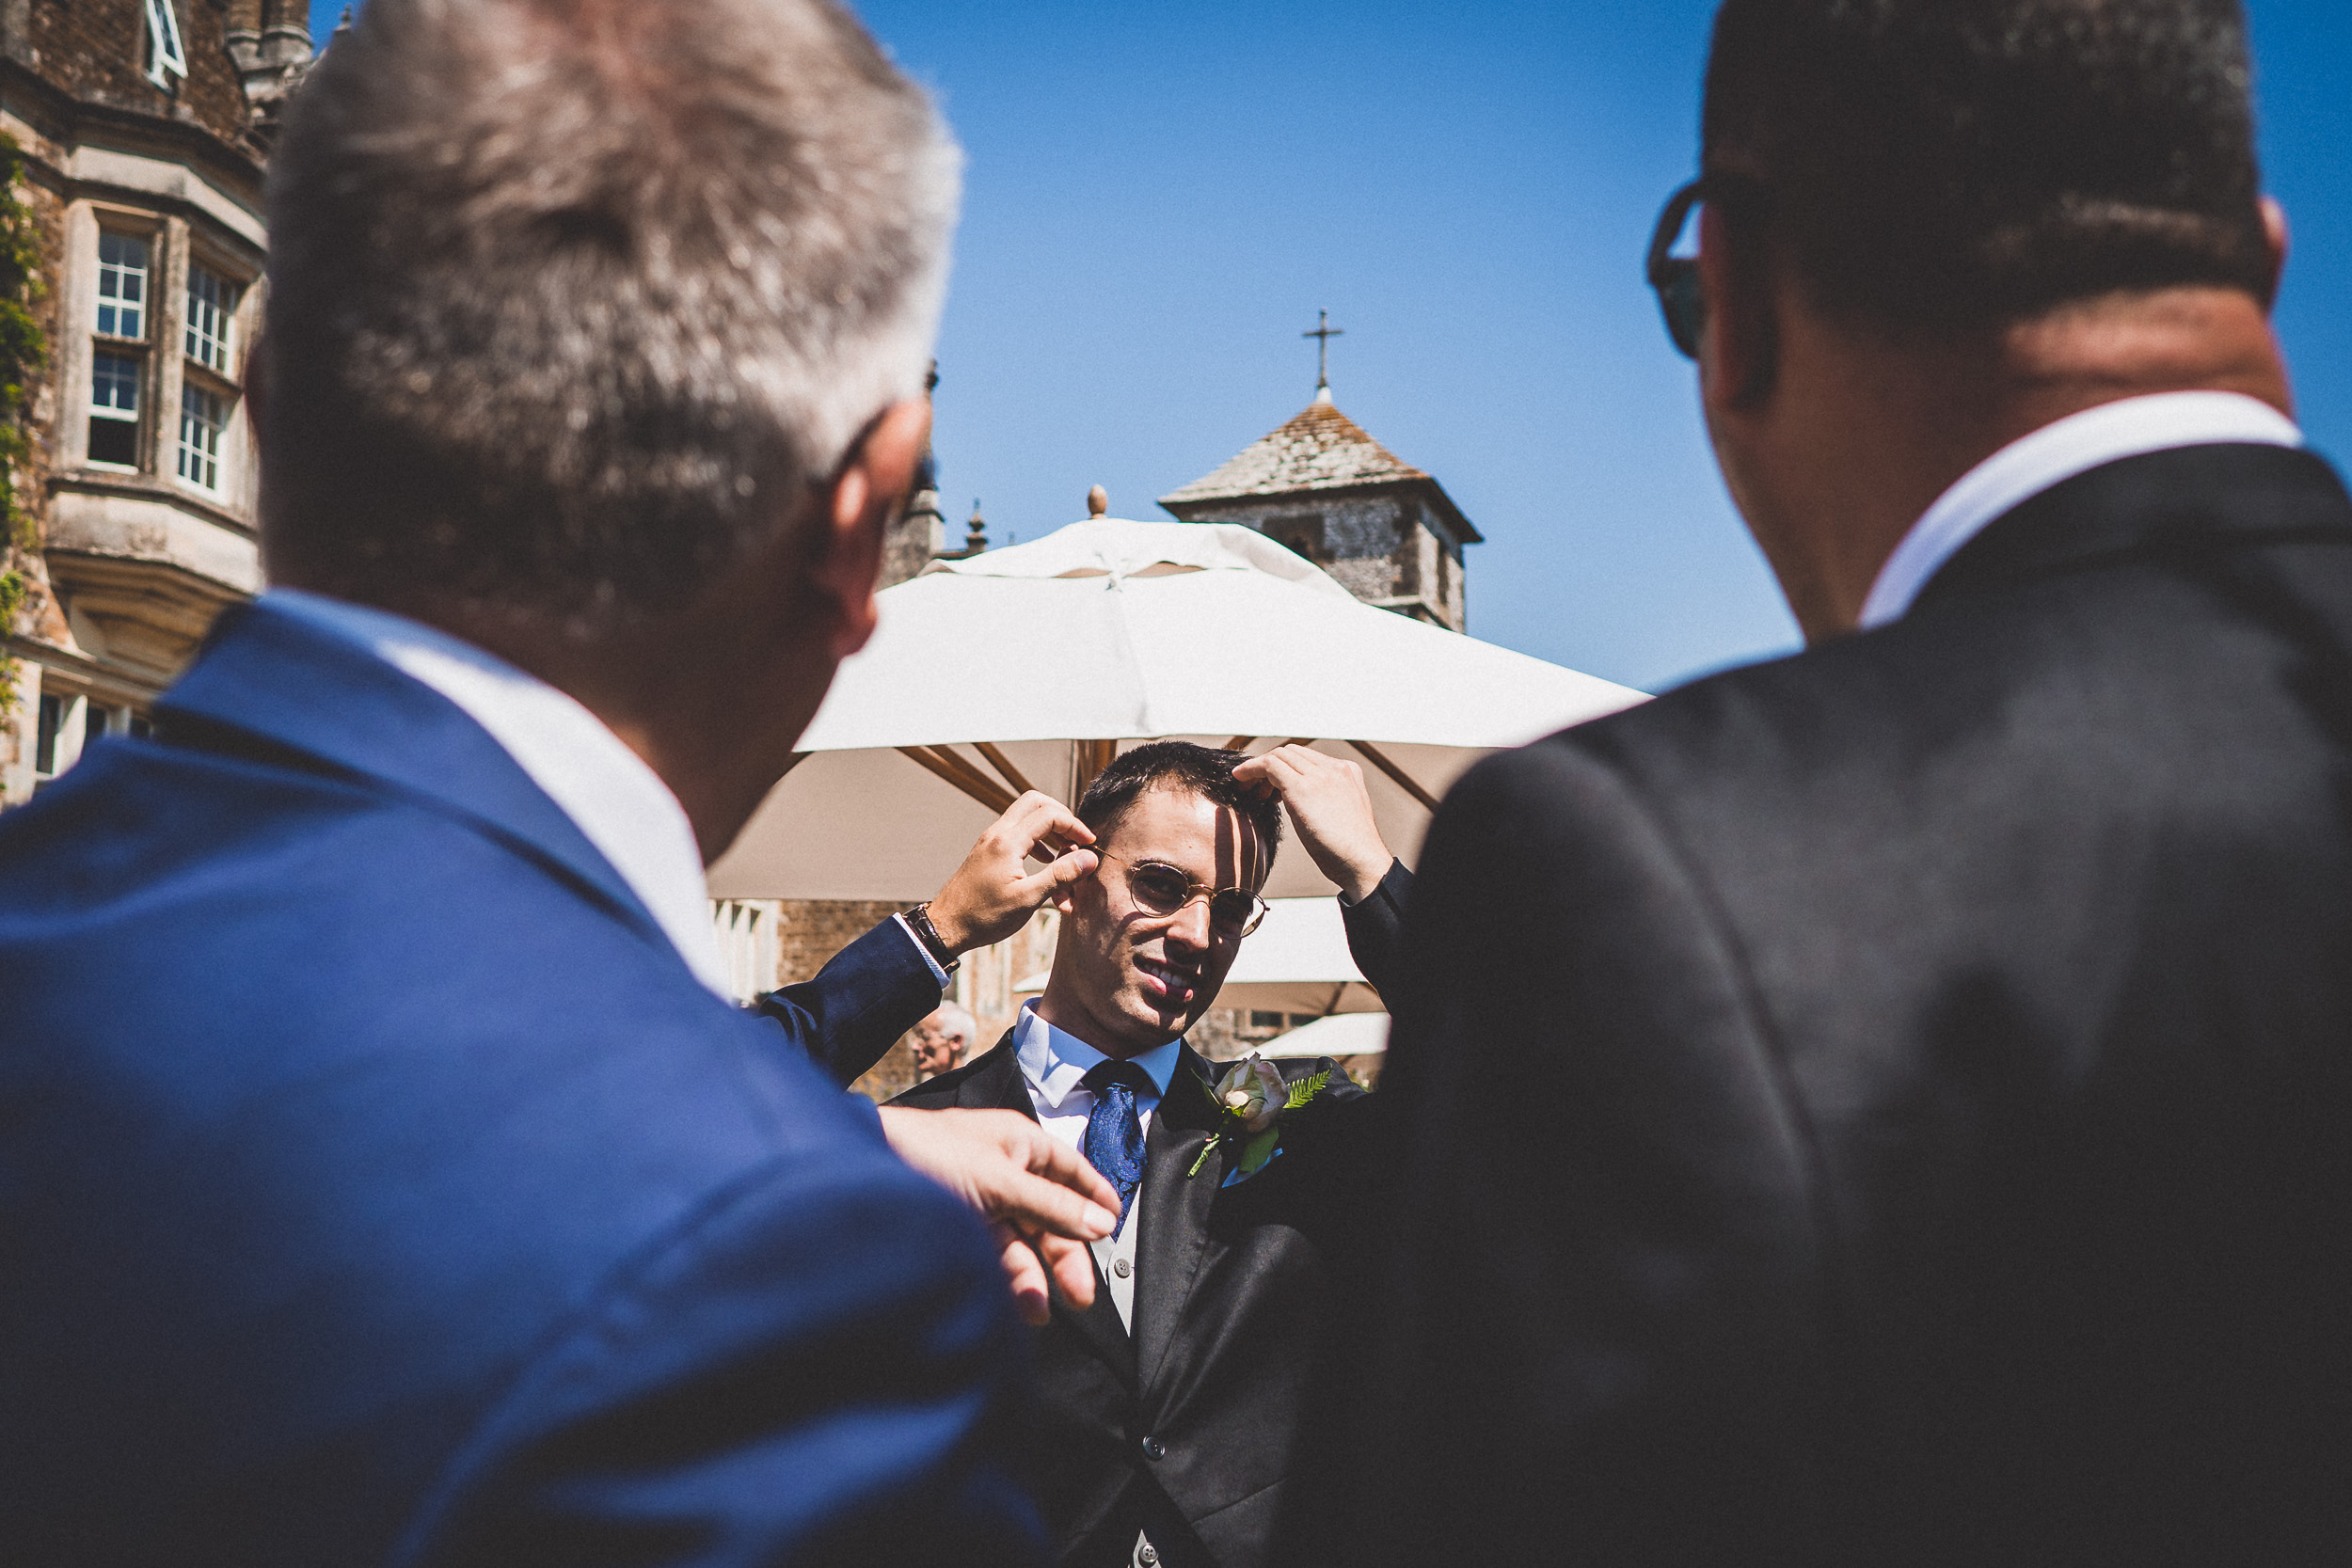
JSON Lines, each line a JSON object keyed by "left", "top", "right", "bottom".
{"left": 1347, "top": 738, "right": 1440, "bottom": 813}
{"left": 925, "top": 746, "right": 1019, "bottom": 811}
{"left": 971, "top": 740, "right": 1036, "bottom": 797}
{"left": 1223, "top": 736, "right": 1257, "bottom": 753}
{"left": 898, "top": 746, "right": 1015, "bottom": 815}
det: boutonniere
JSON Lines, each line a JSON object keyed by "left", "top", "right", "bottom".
{"left": 1186, "top": 1055, "right": 1332, "bottom": 1180}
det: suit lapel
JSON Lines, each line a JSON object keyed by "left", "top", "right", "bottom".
{"left": 961, "top": 1034, "right": 1138, "bottom": 1387}
{"left": 1134, "top": 1046, "right": 1226, "bottom": 1396}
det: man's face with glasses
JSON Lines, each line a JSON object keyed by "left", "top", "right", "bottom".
{"left": 1040, "top": 784, "right": 1273, "bottom": 1058}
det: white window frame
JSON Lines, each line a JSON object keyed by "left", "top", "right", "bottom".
{"left": 184, "top": 262, "right": 237, "bottom": 374}
{"left": 144, "top": 0, "right": 189, "bottom": 89}
{"left": 95, "top": 230, "right": 150, "bottom": 341}
{"left": 88, "top": 349, "right": 144, "bottom": 469}
{"left": 177, "top": 382, "right": 227, "bottom": 493}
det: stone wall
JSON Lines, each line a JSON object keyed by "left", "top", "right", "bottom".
{"left": 1174, "top": 489, "right": 1466, "bottom": 630}
{"left": 23, "top": 0, "right": 256, "bottom": 149}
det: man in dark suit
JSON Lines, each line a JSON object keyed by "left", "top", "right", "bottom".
{"left": 0, "top": 2, "right": 1116, "bottom": 1563}
{"left": 894, "top": 741, "right": 1406, "bottom": 1568}
{"left": 1314, "top": 1, "right": 2352, "bottom": 1563}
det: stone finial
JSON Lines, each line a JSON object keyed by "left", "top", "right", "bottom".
{"left": 1087, "top": 484, "right": 1109, "bottom": 517}
{"left": 965, "top": 500, "right": 989, "bottom": 555}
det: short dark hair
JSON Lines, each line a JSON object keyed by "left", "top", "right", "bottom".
{"left": 1702, "top": 0, "right": 2275, "bottom": 331}
{"left": 1077, "top": 742, "right": 1285, "bottom": 863}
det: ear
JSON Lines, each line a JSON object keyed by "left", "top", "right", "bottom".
{"left": 2260, "top": 197, "right": 2289, "bottom": 309}
{"left": 1697, "top": 201, "right": 1779, "bottom": 413}
{"left": 808, "top": 395, "right": 932, "bottom": 661}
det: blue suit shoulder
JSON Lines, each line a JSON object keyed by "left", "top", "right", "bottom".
{"left": 0, "top": 612, "right": 1041, "bottom": 1568}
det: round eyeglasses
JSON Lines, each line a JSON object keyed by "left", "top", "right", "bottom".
{"left": 1099, "top": 850, "right": 1269, "bottom": 939}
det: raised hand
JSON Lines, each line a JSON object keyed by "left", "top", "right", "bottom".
{"left": 924, "top": 792, "right": 1099, "bottom": 954}
{"left": 877, "top": 1106, "right": 1120, "bottom": 1323}
{"left": 1232, "top": 745, "right": 1393, "bottom": 902}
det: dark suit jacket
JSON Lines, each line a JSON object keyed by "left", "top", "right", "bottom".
{"left": 749, "top": 917, "right": 947, "bottom": 1085}
{"left": 1311, "top": 442, "right": 2352, "bottom": 1566}
{"left": 0, "top": 603, "right": 1042, "bottom": 1568}
{"left": 889, "top": 946, "right": 1398, "bottom": 1568}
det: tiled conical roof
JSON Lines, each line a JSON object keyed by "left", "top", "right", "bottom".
{"left": 1158, "top": 396, "right": 1432, "bottom": 505}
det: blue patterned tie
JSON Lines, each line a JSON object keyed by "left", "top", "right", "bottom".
{"left": 1080, "top": 1059, "right": 1153, "bottom": 1240}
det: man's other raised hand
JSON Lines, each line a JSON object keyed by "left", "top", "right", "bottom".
{"left": 1232, "top": 745, "right": 1394, "bottom": 902}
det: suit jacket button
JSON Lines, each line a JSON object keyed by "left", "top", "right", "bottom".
{"left": 1141, "top": 1435, "right": 1166, "bottom": 1461}
{"left": 1113, "top": 1257, "right": 1133, "bottom": 1278}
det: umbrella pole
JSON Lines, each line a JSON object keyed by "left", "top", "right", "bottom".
{"left": 1072, "top": 738, "right": 1119, "bottom": 802}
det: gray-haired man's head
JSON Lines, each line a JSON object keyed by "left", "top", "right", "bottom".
{"left": 912, "top": 1002, "right": 977, "bottom": 1079}
{"left": 260, "top": 0, "right": 960, "bottom": 632}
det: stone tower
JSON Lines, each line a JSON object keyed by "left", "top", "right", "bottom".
{"left": 1158, "top": 383, "right": 1480, "bottom": 631}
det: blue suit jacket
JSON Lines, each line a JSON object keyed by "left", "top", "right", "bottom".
{"left": 0, "top": 603, "right": 1043, "bottom": 1567}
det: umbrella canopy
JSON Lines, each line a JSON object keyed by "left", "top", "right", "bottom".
{"left": 707, "top": 518, "right": 1645, "bottom": 901}
{"left": 1256, "top": 1012, "right": 1391, "bottom": 1059}
{"left": 1012, "top": 895, "right": 1383, "bottom": 1018}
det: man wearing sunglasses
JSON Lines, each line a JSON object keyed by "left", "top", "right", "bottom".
{"left": 891, "top": 740, "right": 1405, "bottom": 1568}
{"left": 1311, "top": 1, "right": 2352, "bottom": 1565}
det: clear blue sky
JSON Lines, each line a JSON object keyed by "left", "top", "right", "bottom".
{"left": 313, "top": 1, "right": 2352, "bottom": 693}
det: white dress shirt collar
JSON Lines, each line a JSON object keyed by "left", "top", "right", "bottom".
{"left": 1859, "top": 390, "right": 2303, "bottom": 630}
{"left": 262, "top": 589, "right": 732, "bottom": 998}
{"left": 1014, "top": 1002, "right": 1184, "bottom": 1112}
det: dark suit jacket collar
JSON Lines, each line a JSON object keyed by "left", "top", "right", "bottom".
{"left": 156, "top": 600, "right": 669, "bottom": 956}
{"left": 941, "top": 1035, "right": 1139, "bottom": 1386}
{"left": 929, "top": 1034, "right": 1041, "bottom": 1117}
{"left": 932, "top": 1037, "right": 1231, "bottom": 1393}
{"left": 1134, "top": 1046, "right": 1224, "bottom": 1394}
{"left": 1915, "top": 442, "right": 2352, "bottom": 617}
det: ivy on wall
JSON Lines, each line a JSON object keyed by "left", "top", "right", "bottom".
{"left": 0, "top": 131, "right": 50, "bottom": 719}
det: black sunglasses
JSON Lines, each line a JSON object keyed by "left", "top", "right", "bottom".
{"left": 1645, "top": 179, "right": 1708, "bottom": 359}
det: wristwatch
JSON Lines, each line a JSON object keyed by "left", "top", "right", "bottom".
{"left": 905, "top": 901, "right": 961, "bottom": 974}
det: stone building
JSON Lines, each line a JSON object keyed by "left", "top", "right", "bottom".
{"left": 1159, "top": 381, "right": 1480, "bottom": 631}
{"left": 0, "top": 0, "right": 311, "bottom": 805}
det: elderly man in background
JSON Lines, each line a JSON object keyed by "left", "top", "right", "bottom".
{"left": 1308, "top": 2, "right": 2352, "bottom": 1565}
{"left": 914, "top": 1001, "right": 980, "bottom": 1079}
{"left": 0, "top": 1, "right": 1113, "bottom": 1563}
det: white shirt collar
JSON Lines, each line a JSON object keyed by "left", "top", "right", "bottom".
{"left": 262, "top": 589, "right": 731, "bottom": 998}
{"left": 1859, "top": 390, "right": 2304, "bottom": 630}
{"left": 1014, "top": 1001, "right": 1184, "bottom": 1112}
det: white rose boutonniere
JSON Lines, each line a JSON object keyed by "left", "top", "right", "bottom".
{"left": 1186, "top": 1053, "right": 1333, "bottom": 1180}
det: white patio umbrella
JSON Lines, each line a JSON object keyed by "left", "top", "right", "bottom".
{"left": 1011, "top": 895, "right": 1383, "bottom": 1018}
{"left": 707, "top": 518, "right": 1645, "bottom": 901}
{"left": 1255, "top": 1012, "right": 1391, "bottom": 1059}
